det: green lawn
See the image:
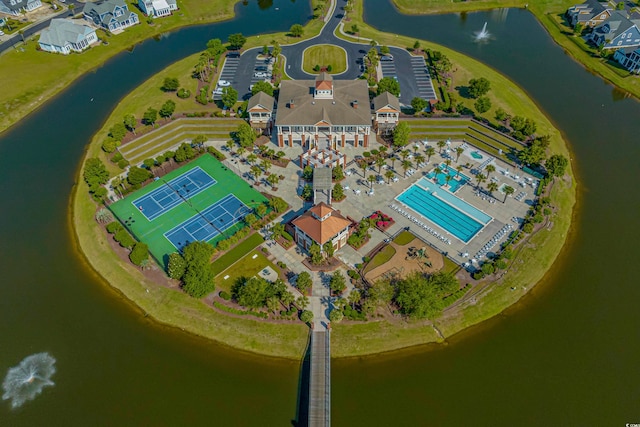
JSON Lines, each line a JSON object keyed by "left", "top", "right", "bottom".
{"left": 119, "top": 118, "right": 243, "bottom": 164}
{"left": 363, "top": 245, "right": 396, "bottom": 274}
{"left": 109, "top": 154, "right": 268, "bottom": 263}
{"left": 393, "top": 230, "right": 416, "bottom": 245}
{"left": 211, "top": 233, "right": 265, "bottom": 275}
{"left": 302, "top": 44, "right": 347, "bottom": 74}
{"left": 215, "top": 250, "right": 279, "bottom": 292}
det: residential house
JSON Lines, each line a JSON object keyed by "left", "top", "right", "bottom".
{"left": 83, "top": 0, "right": 139, "bottom": 32}
{"left": 274, "top": 72, "right": 372, "bottom": 149}
{"left": 38, "top": 19, "right": 98, "bottom": 55}
{"left": 138, "top": 0, "right": 177, "bottom": 18}
{"left": 0, "top": 0, "right": 41, "bottom": 15}
{"left": 590, "top": 10, "right": 640, "bottom": 49}
{"left": 613, "top": 46, "right": 640, "bottom": 73}
{"left": 372, "top": 91, "right": 400, "bottom": 135}
{"left": 291, "top": 202, "right": 351, "bottom": 253}
{"left": 566, "top": 0, "right": 612, "bottom": 28}
{"left": 247, "top": 91, "right": 275, "bottom": 131}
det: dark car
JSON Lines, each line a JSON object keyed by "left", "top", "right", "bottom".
{"left": 227, "top": 52, "right": 240, "bottom": 58}
{"left": 255, "top": 66, "right": 268, "bottom": 71}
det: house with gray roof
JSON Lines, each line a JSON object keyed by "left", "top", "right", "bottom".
{"left": 138, "top": 0, "right": 177, "bottom": 18}
{"left": 275, "top": 73, "right": 372, "bottom": 149}
{"left": 372, "top": 92, "right": 400, "bottom": 135}
{"left": 247, "top": 91, "right": 275, "bottom": 131}
{"left": 566, "top": 0, "right": 612, "bottom": 28}
{"left": 38, "top": 19, "right": 98, "bottom": 55}
{"left": 590, "top": 10, "right": 640, "bottom": 49}
{"left": 0, "top": 0, "right": 42, "bottom": 16}
{"left": 83, "top": 0, "right": 139, "bottom": 32}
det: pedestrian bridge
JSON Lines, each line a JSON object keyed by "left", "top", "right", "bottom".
{"left": 308, "top": 329, "right": 330, "bottom": 427}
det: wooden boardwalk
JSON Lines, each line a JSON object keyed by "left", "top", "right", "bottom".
{"left": 308, "top": 329, "right": 330, "bottom": 427}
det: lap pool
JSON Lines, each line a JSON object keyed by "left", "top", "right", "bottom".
{"left": 396, "top": 178, "right": 492, "bottom": 242}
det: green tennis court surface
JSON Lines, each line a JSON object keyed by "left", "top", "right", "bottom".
{"left": 110, "top": 154, "right": 268, "bottom": 265}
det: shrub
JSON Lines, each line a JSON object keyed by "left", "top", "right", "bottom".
{"left": 106, "top": 221, "right": 123, "bottom": 234}
{"left": 129, "top": 242, "right": 149, "bottom": 266}
{"left": 111, "top": 152, "right": 123, "bottom": 163}
{"left": 300, "top": 310, "right": 314, "bottom": 324}
{"left": 102, "top": 138, "right": 118, "bottom": 153}
{"left": 495, "top": 259, "right": 508, "bottom": 270}
{"left": 114, "top": 229, "right": 135, "bottom": 249}
{"left": 281, "top": 231, "right": 293, "bottom": 242}
{"left": 363, "top": 256, "right": 371, "bottom": 263}
{"left": 177, "top": 88, "right": 191, "bottom": 98}
{"left": 167, "top": 252, "right": 186, "bottom": 279}
{"left": 207, "top": 146, "right": 226, "bottom": 161}
{"left": 329, "top": 309, "right": 343, "bottom": 323}
{"left": 219, "top": 291, "right": 231, "bottom": 300}
{"left": 522, "top": 222, "right": 534, "bottom": 233}
{"left": 343, "top": 306, "right": 366, "bottom": 321}
{"left": 473, "top": 271, "right": 484, "bottom": 280}
{"left": 117, "top": 159, "right": 129, "bottom": 169}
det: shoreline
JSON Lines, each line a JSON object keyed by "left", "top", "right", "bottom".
{"left": 70, "top": 3, "right": 577, "bottom": 359}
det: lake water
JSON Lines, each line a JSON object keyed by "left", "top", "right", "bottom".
{"left": 1, "top": 0, "right": 639, "bottom": 425}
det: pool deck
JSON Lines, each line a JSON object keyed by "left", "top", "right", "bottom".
{"left": 218, "top": 138, "right": 537, "bottom": 268}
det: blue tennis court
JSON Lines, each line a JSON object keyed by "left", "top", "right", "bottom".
{"left": 164, "top": 194, "right": 252, "bottom": 250}
{"left": 132, "top": 167, "right": 217, "bottom": 221}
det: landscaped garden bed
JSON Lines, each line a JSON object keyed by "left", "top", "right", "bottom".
{"left": 369, "top": 210, "right": 394, "bottom": 232}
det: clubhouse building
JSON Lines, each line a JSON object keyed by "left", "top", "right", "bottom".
{"left": 291, "top": 202, "right": 351, "bottom": 253}
{"left": 274, "top": 73, "right": 373, "bottom": 149}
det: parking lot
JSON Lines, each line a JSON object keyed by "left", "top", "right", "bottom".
{"left": 380, "top": 52, "right": 438, "bottom": 106}
{"left": 409, "top": 56, "right": 437, "bottom": 103}
{"left": 214, "top": 50, "right": 274, "bottom": 102}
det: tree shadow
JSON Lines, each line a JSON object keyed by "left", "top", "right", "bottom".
{"left": 454, "top": 85, "right": 472, "bottom": 99}
{"left": 291, "top": 331, "right": 312, "bottom": 426}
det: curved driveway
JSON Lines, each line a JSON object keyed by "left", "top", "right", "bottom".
{"left": 234, "top": 0, "right": 428, "bottom": 105}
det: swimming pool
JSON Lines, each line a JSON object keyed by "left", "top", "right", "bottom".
{"left": 396, "top": 178, "right": 492, "bottom": 242}
{"left": 426, "top": 164, "right": 470, "bottom": 193}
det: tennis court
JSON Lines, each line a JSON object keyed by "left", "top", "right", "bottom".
{"left": 164, "top": 194, "right": 251, "bottom": 250}
{"left": 133, "top": 167, "right": 217, "bottom": 221}
{"left": 109, "top": 155, "right": 269, "bottom": 264}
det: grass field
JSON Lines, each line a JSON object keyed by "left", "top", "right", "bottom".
{"left": 109, "top": 154, "right": 268, "bottom": 264}
{"left": 211, "top": 232, "right": 265, "bottom": 276}
{"left": 215, "top": 250, "right": 278, "bottom": 292}
{"left": 302, "top": 44, "right": 348, "bottom": 74}
{"left": 119, "top": 117, "right": 243, "bottom": 165}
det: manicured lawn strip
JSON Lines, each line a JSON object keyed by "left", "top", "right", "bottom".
{"left": 72, "top": 180, "right": 308, "bottom": 359}
{"left": 212, "top": 233, "right": 265, "bottom": 275}
{"left": 363, "top": 245, "right": 396, "bottom": 274}
{"left": 442, "top": 257, "right": 460, "bottom": 275}
{"left": 393, "top": 230, "right": 415, "bottom": 245}
{"left": 215, "top": 250, "right": 278, "bottom": 292}
{"left": 302, "top": 44, "right": 348, "bottom": 74}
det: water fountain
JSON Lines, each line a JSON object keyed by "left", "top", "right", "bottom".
{"left": 475, "top": 22, "right": 490, "bottom": 41}
{"left": 2, "top": 353, "right": 56, "bottom": 409}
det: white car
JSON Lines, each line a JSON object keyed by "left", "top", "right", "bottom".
{"left": 0, "top": 30, "right": 5, "bottom": 36}
{"left": 218, "top": 80, "right": 231, "bottom": 87}
{"left": 254, "top": 72, "right": 268, "bottom": 78}
{"left": 212, "top": 87, "right": 224, "bottom": 95}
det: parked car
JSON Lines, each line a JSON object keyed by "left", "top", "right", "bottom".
{"left": 227, "top": 52, "right": 240, "bottom": 58}
{"left": 218, "top": 80, "right": 231, "bottom": 87}
{"left": 380, "top": 55, "right": 393, "bottom": 61}
{"left": 255, "top": 66, "right": 268, "bottom": 72}
{"left": 254, "top": 72, "right": 268, "bottom": 78}
{"left": 0, "top": 30, "right": 5, "bottom": 35}
{"left": 212, "top": 87, "right": 224, "bottom": 95}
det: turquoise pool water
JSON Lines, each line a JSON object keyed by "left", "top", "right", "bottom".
{"left": 471, "top": 151, "right": 483, "bottom": 159}
{"left": 426, "top": 164, "right": 470, "bottom": 193}
{"left": 397, "top": 178, "right": 492, "bottom": 242}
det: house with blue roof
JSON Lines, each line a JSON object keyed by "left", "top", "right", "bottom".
{"left": 83, "top": 0, "right": 139, "bottom": 32}
{"left": 590, "top": 10, "right": 640, "bottom": 50}
{"left": 566, "top": 0, "right": 613, "bottom": 29}
{"left": 138, "top": 0, "right": 177, "bottom": 18}
{"left": 38, "top": 19, "right": 98, "bottom": 55}
{"left": 0, "top": 0, "right": 42, "bottom": 16}
{"left": 613, "top": 46, "right": 640, "bottom": 73}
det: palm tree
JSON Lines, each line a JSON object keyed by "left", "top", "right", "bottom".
{"left": 475, "top": 173, "right": 486, "bottom": 190}
{"left": 379, "top": 145, "right": 388, "bottom": 158}
{"left": 485, "top": 164, "right": 496, "bottom": 181}
{"left": 503, "top": 185, "right": 515, "bottom": 203}
{"left": 251, "top": 165, "right": 262, "bottom": 182}
{"left": 247, "top": 153, "right": 257, "bottom": 165}
{"left": 444, "top": 158, "right": 452, "bottom": 168}
{"left": 414, "top": 153, "right": 424, "bottom": 166}
{"left": 455, "top": 146, "right": 464, "bottom": 162}
{"left": 367, "top": 175, "right": 376, "bottom": 188}
{"left": 390, "top": 155, "right": 396, "bottom": 170}
{"left": 260, "top": 159, "right": 271, "bottom": 173}
{"left": 437, "top": 140, "right": 446, "bottom": 154}
{"left": 425, "top": 146, "right": 435, "bottom": 162}
{"left": 400, "top": 149, "right": 410, "bottom": 161}
{"left": 456, "top": 165, "right": 463, "bottom": 178}
{"left": 95, "top": 208, "right": 113, "bottom": 224}
{"left": 487, "top": 182, "right": 498, "bottom": 199}
{"left": 433, "top": 166, "right": 442, "bottom": 182}
{"left": 359, "top": 160, "right": 368, "bottom": 179}
{"left": 385, "top": 170, "right": 395, "bottom": 183}
{"left": 225, "top": 140, "right": 234, "bottom": 152}
{"left": 18, "top": 29, "right": 25, "bottom": 43}
{"left": 376, "top": 157, "right": 386, "bottom": 174}
{"left": 445, "top": 174, "right": 453, "bottom": 188}
{"left": 237, "top": 146, "right": 246, "bottom": 158}
{"left": 401, "top": 160, "right": 412, "bottom": 178}
{"left": 68, "top": 3, "right": 75, "bottom": 16}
